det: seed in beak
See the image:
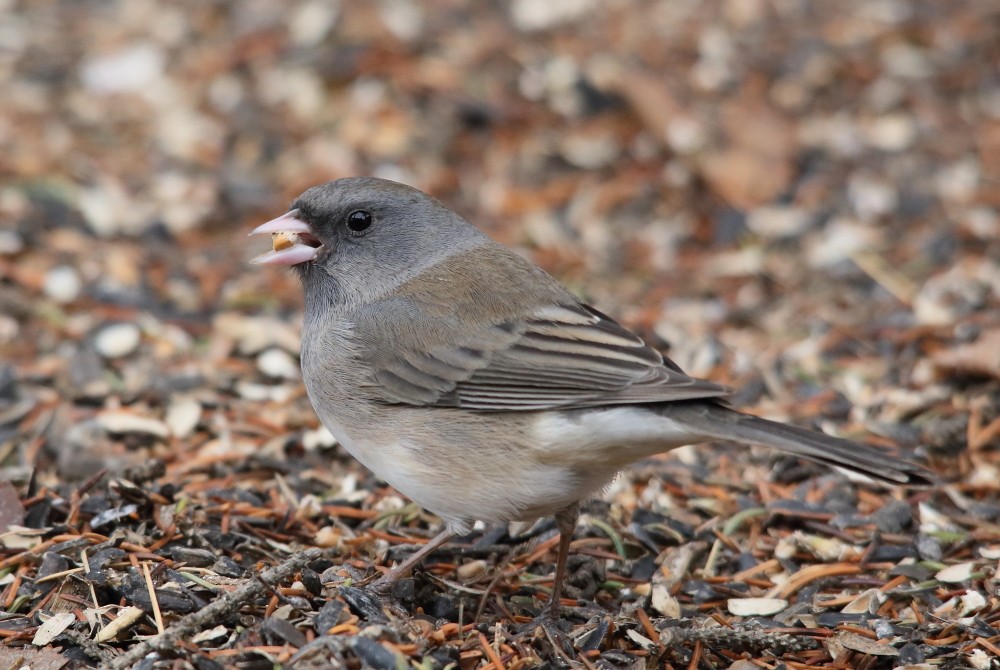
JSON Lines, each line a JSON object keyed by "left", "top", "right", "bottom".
{"left": 271, "top": 231, "right": 300, "bottom": 251}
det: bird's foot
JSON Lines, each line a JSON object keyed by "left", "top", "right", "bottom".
{"left": 366, "top": 575, "right": 394, "bottom": 599}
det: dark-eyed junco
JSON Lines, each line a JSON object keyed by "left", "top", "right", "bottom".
{"left": 251, "top": 177, "right": 930, "bottom": 623}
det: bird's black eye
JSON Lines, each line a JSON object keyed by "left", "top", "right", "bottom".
{"left": 346, "top": 210, "right": 373, "bottom": 235}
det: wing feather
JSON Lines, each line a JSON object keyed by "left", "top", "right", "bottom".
{"left": 358, "top": 296, "right": 729, "bottom": 411}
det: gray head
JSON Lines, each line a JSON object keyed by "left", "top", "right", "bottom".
{"left": 250, "top": 177, "right": 490, "bottom": 307}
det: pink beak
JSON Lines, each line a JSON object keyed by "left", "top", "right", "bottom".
{"left": 248, "top": 209, "right": 321, "bottom": 266}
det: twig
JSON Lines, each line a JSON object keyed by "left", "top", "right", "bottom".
{"left": 656, "top": 623, "right": 821, "bottom": 654}
{"left": 141, "top": 561, "right": 164, "bottom": 634}
{"left": 108, "top": 547, "right": 325, "bottom": 670}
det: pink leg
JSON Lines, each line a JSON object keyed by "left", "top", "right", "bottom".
{"left": 539, "top": 503, "right": 579, "bottom": 622}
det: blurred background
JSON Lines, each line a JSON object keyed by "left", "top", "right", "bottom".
{"left": 1, "top": 0, "right": 998, "bottom": 479}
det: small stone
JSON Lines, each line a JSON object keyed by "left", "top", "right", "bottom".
{"left": 774, "top": 536, "right": 796, "bottom": 560}
{"left": 625, "top": 629, "right": 657, "bottom": 649}
{"left": 191, "top": 625, "right": 228, "bottom": 644}
{"left": 80, "top": 42, "right": 165, "bottom": 94}
{"left": 935, "top": 158, "right": 980, "bottom": 203}
{"left": 96, "top": 411, "right": 170, "bottom": 439}
{"left": 213, "top": 314, "right": 300, "bottom": 355}
{"left": 302, "top": 425, "right": 337, "bottom": 450}
{"left": 794, "top": 531, "right": 848, "bottom": 562}
{"left": 865, "top": 113, "right": 916, "bottom": 151}
{"left": 969, "top": 649, "right": 993, "bottom": 670}
{"left": 873, "top": 619, "right": 895, "bottom": 639}
{"left": 964, "top": 207, "right": 999, "bottom": 239}
{"left": 43, "top": 265, "right": 83, "bottom": 303}
{"left": 0, "top": 230, "right": 23, "bottom": 255}
{"left": 960, "top": 590, "right": 986, "bottom": 616}
{"left": 94, "top": 322, "right": 141, "bottom": 359}
{"left": 664, "top": 116, "right": 707, "bottom": 155}
{"left": 882, "top": 42, "right": 932, "bottom": 79}
{"left": 314, "top": 526, "right": 343, "bottom": 548}
{"left": 746, "top": 206, "right": 809, "bottom": 238}
{"left": 510, "top": 0, "right": 596, "bottom": 31}
{"left": 916, "top": 534, "right": 942, "bottom": 561}
{"left": 560, "top": 133, "right": 620, "bottom": 169}
{"left": 807, "top": 217, "right": 881, "bottom": 267}
{"left": 727, "top": 597, "right": 788, "bottom": 616}
{"left": 456, "top": 560, "right": 487, "bottom": 580}
{"left": 257, "top": 348, "right": 300, "bottom": 380}
{"left": 165, "top": 397, "right": 201, "bottom": 439}
{"left": 936, "top": 561, "right": 975, "bottom": 583}
{"left": 288, "top": 0, "right": 340, "bottom": 46}
{"left": 235, "top": 381, "right": 296, "bottom": 403}
{"left": 0, "top": 315, "right": 19, "bottom": 344}
{"left": 651, "top": 583, "right": 680, "bottom": 618}
{"left": 378, "top": 0, "right": 423, "bottom": 41}
{"left": 872, "top": 499, "right": 912, "bottom": 533}
{"left": 848, "top": 174, "right": 898, "bottom": 220}
{"left": 979, "top": 545, "right": 1000, "bottom": 560}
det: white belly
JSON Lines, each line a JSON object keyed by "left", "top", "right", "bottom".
{"left": 311, "top": 401, "right": 702, "bottom": 530}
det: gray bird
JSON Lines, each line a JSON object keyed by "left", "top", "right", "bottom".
{"left": 250, "top": 177, "right": 929, "bottom": 624}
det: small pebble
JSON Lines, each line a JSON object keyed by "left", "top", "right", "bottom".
{"left": 288, "top": 0, "right": 340, "bottom": 46}
{"left": 935, "top": 158, "right": 980, "bottom": 203}
{"left": 96, "top": 411, "right": 170, "bottom": 439}
{"left": 560, "top": 133, "right": 620, "bottom": 169}
{"left": 865, "top": 113, "right": 916, "bottom": 151}
{"left": 882, "top": 42, "right": 931, "bottom": 79}
{"left": 257, "top": 348, "right": 300, "bottom": 380}
{"left": 651, "top": 583, "right": 681, "bottom": 618}
{"left": 747, "top": 205, "right": 809, "bottom": 238}
{"left": 664, "top": 116, "right": 707, "bottom": 155}
{"left": 0, "top": 230, "right": 23, "bottom": 255}
{"left": 302, "top": 425, "right": 337, "bottom": 450}
{"left": 848, "top": 174, "right": 898, "bottom": 220}
{"left": 968, "top": 649, "right": 992, "bottom": 670}
{"left": 728, "top": 597, "right": 788, "bottom": 616}
{"left": 165, "top": 396, "right": 201, "bottom": 439}
{"left": 0, "top": 315, "right": 18, "bottom": 344}
{"left": 455, "top": 560, "right": 488, "bottom": 580}
{"left": 43, "top": 265, "right": 82, "bottom": 303}
{"left": 378, "top": 0, "right": 424, "bottom": 41}
{"left": 807, "top": 217, "right": 880, "bottom": 267}
{"left": 964, "top": 207, "right": 999, "bottom": 239}
{"left": 94, "top": 322, "right": 141, "bottom": 359}
{"left": 960, "top": 590, "right": 987, "bottom": 616}
{"left": 191, "top": 626, "right": 228, "bottom": 644}
{"left": 979, "top": 545, "right": 1000, "bottom": 560}
{"left": 213, "top": 314, "right": 300, "bottom": 355}
{"left": 871, "top": 499, "right": 912, "bottom": 533}
{"left": 510, "top": 0, "right": 596, "bottom": 31}
{"left": 936, "top": 561, "right": 975, "bottom": 583}
{"left": 80, "top": 42, "right": 165, "bottom": 94}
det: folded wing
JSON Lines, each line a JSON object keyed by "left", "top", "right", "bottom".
{"left": 356, "top": 300, "right": 729, "bottom": 411}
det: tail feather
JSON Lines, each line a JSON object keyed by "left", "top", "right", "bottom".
{"left": 666, "top": 402, "right": 933, "bottom": 486}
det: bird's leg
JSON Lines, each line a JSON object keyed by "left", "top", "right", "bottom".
{"left": 368, "top": 527, "right": 455, "bottom": 596}
{"left": 518, "top": 502, "right": 580, "bottom": 649}
{"left": 542, "top": 502, "right": 579, "bottom": 622}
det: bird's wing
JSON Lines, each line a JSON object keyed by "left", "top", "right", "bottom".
{"left": 351, "top": 296, "right": 730, "bottom": 411}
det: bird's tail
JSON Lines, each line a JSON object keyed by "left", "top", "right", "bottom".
{"left": 665, "top": 401, "right": 933, "bottom": 486}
